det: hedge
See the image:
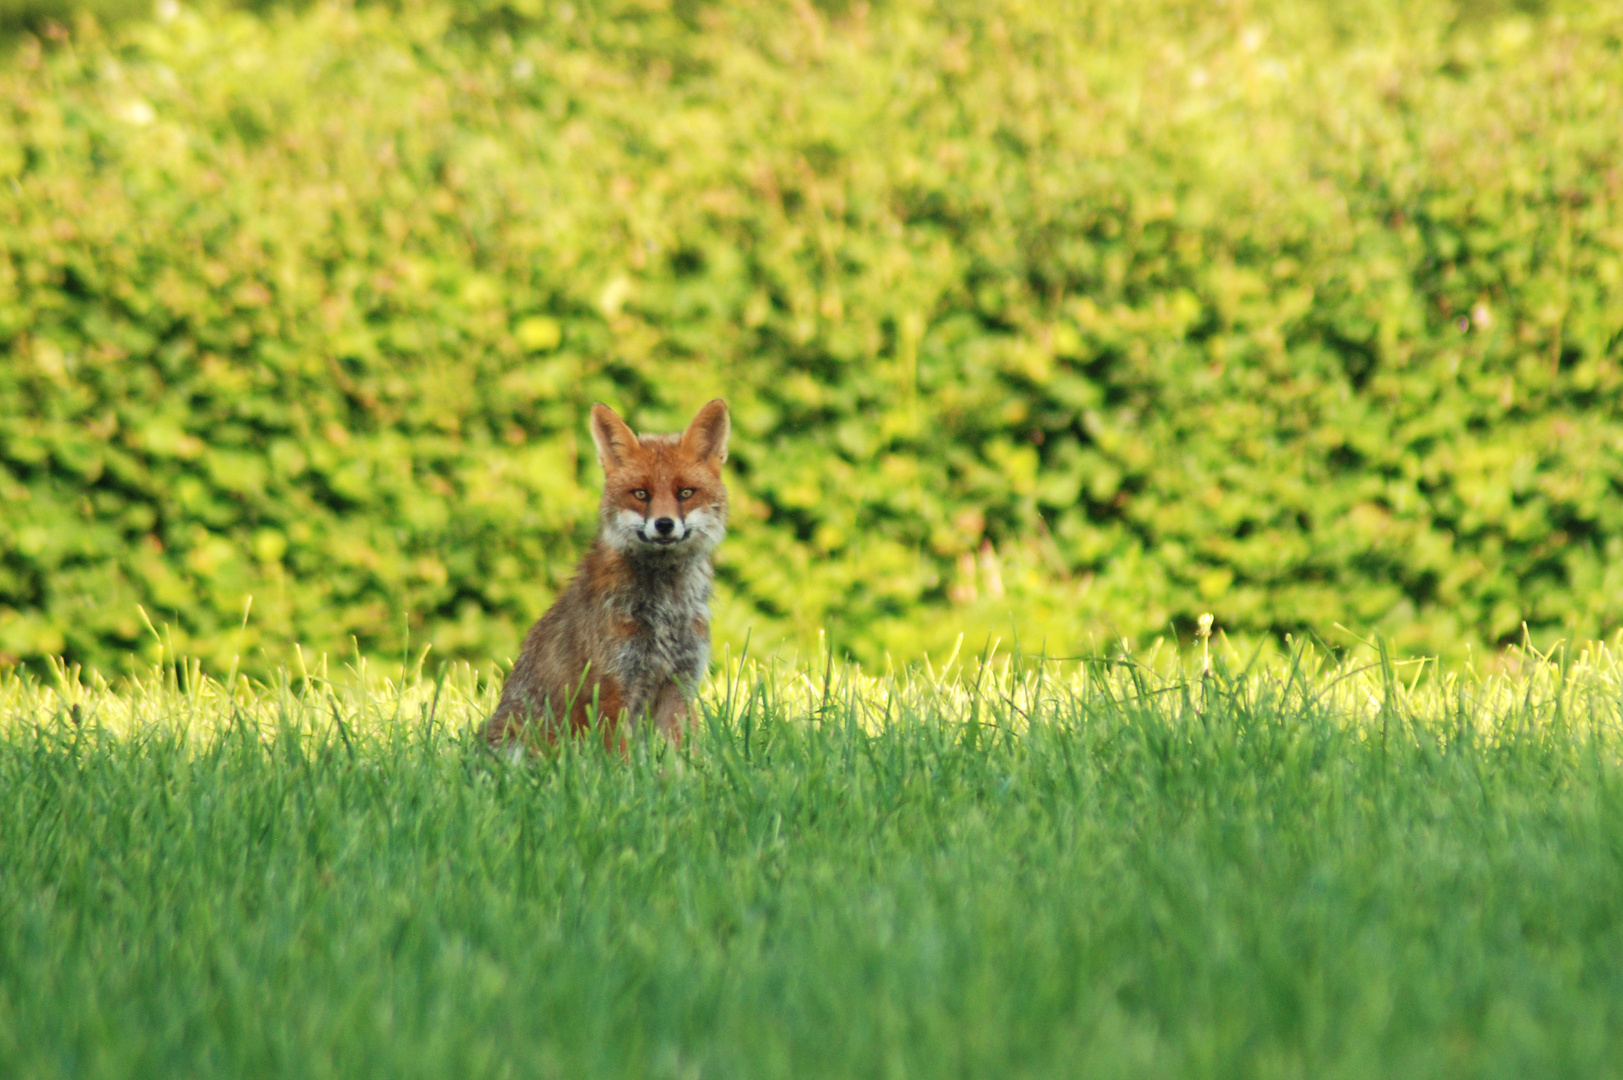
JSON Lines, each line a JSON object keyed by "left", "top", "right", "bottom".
{"left": 2, "top": 0, "right": 1622, "bottom": 675}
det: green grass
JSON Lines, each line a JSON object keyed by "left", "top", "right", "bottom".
{"left": 4, "top": 642, "right": 1623, "bottom": 1078}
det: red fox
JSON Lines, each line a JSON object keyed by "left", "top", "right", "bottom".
{"left": 484, "top": 399, "right": 730, "bottom": 751}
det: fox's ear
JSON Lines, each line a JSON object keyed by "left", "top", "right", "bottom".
{"left": 681, "top": 398, "right": 730, "bottom": 464}
{"left": 590, "top": 403, "right": 638, "bottom": 470}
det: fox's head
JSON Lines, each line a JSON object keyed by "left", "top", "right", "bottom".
{"left": 590, "top": 399, "right": 730, "bottom": 558}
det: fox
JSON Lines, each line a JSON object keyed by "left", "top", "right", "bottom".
{"left": 483, "top": 398, "right": 730, "bottom": 751}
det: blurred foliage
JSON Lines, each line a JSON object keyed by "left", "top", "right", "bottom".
{"left": 2, "top": 0, "right": 1622, "bottom": 675}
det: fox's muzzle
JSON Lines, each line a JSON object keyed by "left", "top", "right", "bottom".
{"left": 638, "top": 515, "right": 689, "bottom": 545}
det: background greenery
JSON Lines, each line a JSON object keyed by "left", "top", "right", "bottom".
{"left": 2, "top": 0, "right": 1622, "bottom": 676}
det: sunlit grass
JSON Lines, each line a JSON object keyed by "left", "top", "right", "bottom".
{"left": 10, "top": 630, "right": 1623, "bottom": 745}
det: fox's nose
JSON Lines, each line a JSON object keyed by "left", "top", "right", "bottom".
{"left": 653, "top": 517, "right": 676, "bottom": 536}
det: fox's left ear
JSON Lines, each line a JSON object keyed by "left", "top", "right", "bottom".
{"left": 590, "top": 403, "right": 639, "bottom": 470}
{"left": 681, "top": 398, "right": 730, "bottom": 464}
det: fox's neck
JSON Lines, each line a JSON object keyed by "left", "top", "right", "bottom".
{"left": 585, "top": 535, "right": 712, "bottom": 603}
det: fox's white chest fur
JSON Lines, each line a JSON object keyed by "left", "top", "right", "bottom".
{"left": 609, "top": 553, "right": 713, "bottom": 712}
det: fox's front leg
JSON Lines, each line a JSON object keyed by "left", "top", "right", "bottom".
{"left": 650, "top": 680, "right": 693, "bottom": 745}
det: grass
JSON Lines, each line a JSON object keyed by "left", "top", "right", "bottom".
{"left": 3, "top": 640, "right": 1623, "bottom": 1078}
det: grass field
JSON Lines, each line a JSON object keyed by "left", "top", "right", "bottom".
{"left": 4, "top": 640, "right": 1623, "bottom": 1078}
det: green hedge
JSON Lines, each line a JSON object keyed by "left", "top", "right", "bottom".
{"left": 2, "top": 0, "right": 1622, "bottom": 675}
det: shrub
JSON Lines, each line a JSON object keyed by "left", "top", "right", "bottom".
{"left": 1, "top": 0, "right": 1621, "bottom": 675}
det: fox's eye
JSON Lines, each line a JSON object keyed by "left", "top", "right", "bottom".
{"left": 678, "top": 488, "right": 695, "bottom": 500}
{"left": 632, "top": 489, "right": 648, "bottom": 500}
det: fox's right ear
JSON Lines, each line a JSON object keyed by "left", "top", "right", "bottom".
{"left": 681, "top": 398, "right": 730, "bottom": 465}
{"left": 589, "top": 403, "right": 638, "bottom": 470}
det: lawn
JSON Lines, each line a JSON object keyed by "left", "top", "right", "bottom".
{"left": 3, "top": 641, "right": 1622, "bottom": 1078}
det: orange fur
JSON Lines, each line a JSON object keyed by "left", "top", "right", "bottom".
{"left": 484, "top": 399, "right": 730, "bottom": 752}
